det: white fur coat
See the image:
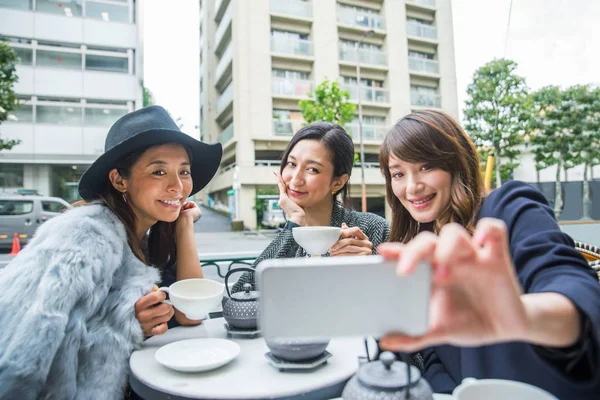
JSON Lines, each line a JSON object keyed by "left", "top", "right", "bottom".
{"left": 0, "top": 204, "right": 160, "bottom": 399}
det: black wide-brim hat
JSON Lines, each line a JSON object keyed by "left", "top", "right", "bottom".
{"left": 78, "top": 105, "right": 222, "bottom": 200}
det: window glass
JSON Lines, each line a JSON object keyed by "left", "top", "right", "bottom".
{"left": 42, "top": 201, "right": 67, "bottom": 213}
{"left": 86, "top": 1, "right": 129, "bottom": 23}
{"left": 84, "top": 107, "right": 127, "bottom": 126}
{"left": 12, "top": 103, "right": 33, "bottom": 122}
{"left": 13, "top": 47, "right": 33, "bottom": 65}
{"left": 37, "top": 103, "right": 82, "bottom": 125}
{"left": 37, "top": 50, "right": 82, "bottom": 69}
{"left": 85, "top": 54, "right": 128, "bottom": 73}
{"left": 36, "top": 0, "right": 82, "bottom": 17}
{"left": 0, "top": 200, "right": 33, "bottom": 216}
{"left": 0, "top": 0, "right": 32, "bottom": 10}
{"left": 0, "top": 164, "right": 24, "bottom": 188}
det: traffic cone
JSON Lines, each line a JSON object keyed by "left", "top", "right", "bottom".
{"left": 9, "top": 233, "right": 20, "bottom": 255}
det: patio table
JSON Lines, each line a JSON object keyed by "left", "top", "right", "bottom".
{"left": 129, "top": 317, "right": 366, "bottom": 400}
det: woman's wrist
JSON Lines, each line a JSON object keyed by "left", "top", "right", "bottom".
{"left": 288, "top": 214, "right": 306, "bottom": 226}
{"left": 175, "top": 217, "right": 195, "bottom": 237}
{"left": 521, "top": 292, "right": 582, "bottom": 348}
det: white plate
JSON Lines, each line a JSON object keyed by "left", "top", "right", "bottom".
{"left": 329, "top": 394, "right": 453, "bottom": 400}
{"left": 155, "top": 338, "right": 240, "bottom": 372}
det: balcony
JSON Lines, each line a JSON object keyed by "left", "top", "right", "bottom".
{"left": 216, "top": 82, "right": 234, "bottom": 115}
{"left": 411, "top": 92, "right": 441, "bottom": 107}
{"left": 218, "top": 122, "right": 234, "bottom": 145}
{"left": 272, "top": 118, "right": 304, "bottom": 136}
{"left": 271, "top": 36, "right": 313, "bottom": 57}
{"left": 406, "top": 0, "right": 436, "bottom": 7}
{"left": 214, "top": 0, "right": 230, "bottom": 22}
{"left": 215, "top": 3, "right": 232, "bottom": 51}
{"left": 339, "top": 47, "right": 387, "bottom": 67}
{"left": 215, "top": 43, "right": 233, "bottom": 84}
{"left": 270, "top": 0, "right": 312, "bottom": 19}
{"left": 346, "top": 123, "right": 388, "bottom": 141}
{"left": 337, "top": 6, "right": 385, "bottom": 30}
{"left": 407, "top": 21, "right": 437, "bottom": 41}
{"left": 271, "top": 78, "right": 313, "bottom": 98}
{"left": 341, "top": 84, "right": 390, "bottom": 104}
{"left": 408, "top": 57, "right": 439, "bottom": 75}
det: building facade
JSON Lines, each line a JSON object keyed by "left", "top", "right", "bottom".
{"left": 0, "top": 0, "right": 143, "bottom": 202}
{"left": 198, "top": 0, "right": 458, "bottom": 229}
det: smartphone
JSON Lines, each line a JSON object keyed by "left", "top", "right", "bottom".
{"left": 256, "top": 255, "right": 431, "bottom": 339}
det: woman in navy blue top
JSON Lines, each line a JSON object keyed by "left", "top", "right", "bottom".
{"left": 377, "top": 110, "right": 600, "bottom": 399}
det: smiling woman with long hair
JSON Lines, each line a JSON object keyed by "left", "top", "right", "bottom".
{"left": 0, "top": 106, "right": 222, "bottom": 399}
{"left": 231, "top": 122, "right": 390, "bottom": 293}
{"left": 377, "top": 110, "right": 600, "bottom": 400}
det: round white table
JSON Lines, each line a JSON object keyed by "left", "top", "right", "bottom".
{"left": 129, "top": 317, "right": 367, "bottom": 400}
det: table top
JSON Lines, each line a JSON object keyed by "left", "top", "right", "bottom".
{"left": 130, "top": 317, "right": 366, "bottom": 400}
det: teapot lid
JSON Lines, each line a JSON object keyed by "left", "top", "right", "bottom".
{"left": 230, "top": 283, "right": 260, "bottom": 302}
{"left": 357, "top": 352, "right": 421, "bottom": 391}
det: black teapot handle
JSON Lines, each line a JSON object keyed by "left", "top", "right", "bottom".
{"left": 364, "top": 337, "right": 416, "bottom": 396}
{"left": 224, "top": 267, "right": 257, "bottom": 298}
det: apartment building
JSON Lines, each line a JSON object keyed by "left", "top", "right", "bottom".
{"left": 0, "top": 0, "right": 143, "bottom": 201}
{"left": 198, "top": 0, "right": 457, "bottom": 229}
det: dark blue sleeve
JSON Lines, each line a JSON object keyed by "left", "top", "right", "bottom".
{"left": 419, "top": 347, "right": 457, "bottom": 394}
{"left": 480, "top": 181, "right": 600, "bottom": 379}
{"left": 158, "top": 264, "right": 179, "bottom": 329}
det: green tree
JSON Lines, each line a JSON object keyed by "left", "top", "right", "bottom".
{"left": 530, "top": 85, "right": 586, "bottom": 218}
{"left": 143, "top": 85, "right": 155, "bottom": 107}
{"left": 463, "top": 59, "right": 533, "bottom": 189}
{"left": 299, "top": 79, "right": 356, "bottom": 128}
{"left": 0, "top": 41, "right": 21, "bottom": 152}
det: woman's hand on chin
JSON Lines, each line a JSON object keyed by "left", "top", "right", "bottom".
{"left": 377, "top": 218, "right": 530, "bottom": 352}
{"left": 274, "top": 172, "right": 306, "bottom": 226}
{"left": 176, "top": 201, "right": 201, "bottom": 233}
{"left": 330, "top": 223, "right": 373, "bottom": 256}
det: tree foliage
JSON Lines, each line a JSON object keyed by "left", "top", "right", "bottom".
{"left": 143, "top": 85, "right": 155, "bottom": 107}
{"left": 463, "top": 59, "right": 532, "bottom": 188}
{"left": 0, "top": 41, "right": 20, "bottom": 152}
{"left": 299, "top": 79, "right": 356, "bottom": 127}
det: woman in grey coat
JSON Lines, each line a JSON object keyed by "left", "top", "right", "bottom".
{"left": 232, "top": 122, "right": 390, "bottom": 293}
{"left": 0, "top": 106, "right": 222, "bottom": 399}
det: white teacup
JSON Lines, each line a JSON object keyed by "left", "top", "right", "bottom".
{"left": 292, "top": 226, "right": 342, "bottom": 256}
{"left": 158, "top": 278, "right": 224, "bottom": 320}
{"left": 453, "top": 378, "right": 558, "bottom": 400}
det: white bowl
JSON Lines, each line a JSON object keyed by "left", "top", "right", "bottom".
{"left": 453, "top": 378, "right": 557, "bottom": 400}
{"left": 292, "top": 226, "right": 341, "bottom": 256}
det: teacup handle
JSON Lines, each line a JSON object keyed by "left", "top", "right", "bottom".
{"left": 157, "top": 287, "right": 173, "bottom": 305}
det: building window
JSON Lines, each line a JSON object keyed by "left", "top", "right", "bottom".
{"left": 272, "top": 69, "right": 309, "bottom": 80}
{"left": 408, "top": 50, "right": 434, "bottom": 60}
{"left": 85, "top": 54, "right": 128, "bottom": 73}
{"left": 86, "top": 0, "right": 129, "bottom": 23}
{"left": 340, "top": 39, "right": 382, "bottom": 52}
{"left": 0, "top": 164, "right": 24, "bottom": 189}
{"left": 273, "top": 109, "right": 304, "bottom": 135}
{"left": 84, "top": 102, "right": 128, "bottom": 126}
{"left": 13, "top": 98, "right": 33, "bottom": 123}
{"left": 37, "top": 49, "right": 82, "bottom": 69}
{"left": 37, "top": 99, "right": 83, "bottom": 125}
{"left": 0, "top": 0, "right": 32, "bottom": 11}
{"left": 36, "top": 0, "right": 83, "bottom": 17}
{"left": 341, "top": 76, "right": 383, "bottom": 88}
{"left": 271, "top": 29, "right": 309, "bottom": 41}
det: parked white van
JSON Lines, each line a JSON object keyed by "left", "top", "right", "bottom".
{"left": 261, "top": 199, "right": 286, "bottom": 229}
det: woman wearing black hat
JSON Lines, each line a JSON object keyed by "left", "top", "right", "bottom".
{"left": 0, "top": 106, "right": 222, "bottom": 399}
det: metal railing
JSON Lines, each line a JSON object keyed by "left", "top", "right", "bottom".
{"left": 200, "top": 254, "right": 257, "bottom": 278}
{"left": 271, "top": 77, "right": 313, "bottom": 97}
{"left": 218, "top": 122, "right": 234, "bottom": 144}
{"left": 220, "top": 162, "right": 237, "bottom": 175}
{"left": 216, "top": 82, "right": 234, "bottom": 115}
{"left": 272, "top": 119, "right": 295, "bottom": 136}
{"left": 408, "top": 57, "right": 439, "bottom": 74}
{"left": 215, "top": 43, "right": 233, "bottom": 82}
{"left": 346, "top": 123, "right": 388, "bottom": 141}
{"left": 341, "top": 84, "right": 390, "bottom": 104}
{"left": 337, "top": 6, "right": 385, "bottom": 29}
{"left": 411, "top": 92, "right": 441, "bottom": 107}
{"left": 271, "top": 36, "right": 313, "bottom": 57}
{"left": 339, "top": 47, "right": 387, "bottom": 66}
{"left": 407, "top": 21, "right": 437, "bottom": 40}
{"left": 270, "top": 0, "right": 312, "bottom": 18}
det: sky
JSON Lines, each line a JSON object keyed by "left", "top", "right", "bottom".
{"left": 143, "top": 0, "right": 600, "bottom": 137}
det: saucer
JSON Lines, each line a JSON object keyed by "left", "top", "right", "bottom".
{"left": 155, "top": 338, "right": 240, "bottom": 372}
{"left": 265, "top": 350, "right": 332, "bottom": 372}
{"left": 224, "top": 323, "right": 262, "bottom": 339}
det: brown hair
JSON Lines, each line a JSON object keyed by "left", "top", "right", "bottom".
{"left": 379, "top": 110, "right": 485, "bottom": 243}
{"left": 75, "top": 144, "right": 183, "bottom": 268}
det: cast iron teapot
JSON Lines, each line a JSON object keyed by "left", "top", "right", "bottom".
{"left": 222, "top": 267, "right": 260, "bottom": 330}
{"left": 343, "top": 351, "right": 434, "bottom": 400}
